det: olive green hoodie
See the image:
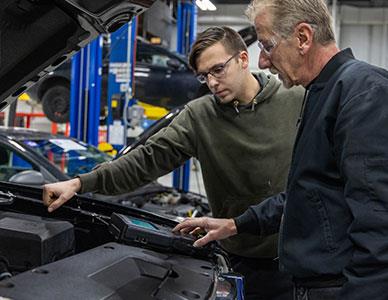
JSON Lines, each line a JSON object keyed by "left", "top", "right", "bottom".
{"left": 80, "top": 72, "right": 304, "bottom": 258}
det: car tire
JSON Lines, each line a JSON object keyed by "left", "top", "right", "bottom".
{"left": 42, "top": 85, "right": 70, "bottom": 123}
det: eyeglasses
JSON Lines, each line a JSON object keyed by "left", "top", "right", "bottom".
{"left": 257, "top": 36, "right": 278, "bottom": 57}
{"left": 258, "top": 23, "right": 317, "bottom": 57}
{"left": 196, "top": 52, "right": 239, "bottom": 83}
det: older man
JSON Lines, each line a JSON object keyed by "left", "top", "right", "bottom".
{"left": 174, "top": 1, "right": 388, "bottom": 299}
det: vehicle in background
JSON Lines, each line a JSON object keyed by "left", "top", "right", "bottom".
{"left": 0, "top": 118, "right": 210, "bottom": 219}
{"left": 0, "top": 126, "right": 111, "bottom": 183}
{"left": 26, "top": 40, "right": 200, "bottom": 123}
{"left": 26, "top": 62, "right": 71, "bottom": 124}
{"left": 134, "top": 39, "right": 200, "bottom": 108}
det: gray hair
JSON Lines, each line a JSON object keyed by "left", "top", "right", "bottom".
{"left": 245, "top": 0, "right": 335, "bottom": 45}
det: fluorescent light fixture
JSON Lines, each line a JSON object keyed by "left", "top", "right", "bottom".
{"left": 195, "top": 0, "right": 207, "bottom": 10}
{"left": 196, "top": 0, "right": 217, "bottom": 11}
{"left": 204, "top": 0, "right": 217, "bottom": 11}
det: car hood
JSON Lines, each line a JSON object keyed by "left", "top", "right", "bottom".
{"left": 0, "top": 0, "right": 156, "bottom": 111}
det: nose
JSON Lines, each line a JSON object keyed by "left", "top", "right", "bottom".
{"left": 207, "top": 74, "right": 219, "bottom": 90}
{"left": 258, "top": 51, "right": 272, "bottom": 69}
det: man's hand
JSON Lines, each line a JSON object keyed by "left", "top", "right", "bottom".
{"left": 172, "top": 217, "right": 238, "bottom": 247}
{"left": 42, "top": 178, "right": 81, "bottom": 212}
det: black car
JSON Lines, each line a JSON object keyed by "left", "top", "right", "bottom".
{"left": 25, "top": 39, "right": 200, "bottom": 123}
{"left": 134, "top": 40, "right": 200, "bottom": 108}
{"left": 0, "top": 2, "right": 241, "bottom": 299}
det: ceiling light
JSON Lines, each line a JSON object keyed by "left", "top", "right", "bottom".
{"left": 196, "top": 0, "right": 217, "bottom": 11}
{"left": 195, "top": 0, "right": 207, "bottom": 10}
{"left": 204, "top": 0, "right": 217, "bottom": 11}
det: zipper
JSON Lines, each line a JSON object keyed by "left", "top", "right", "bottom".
{"left": 251, "top": 99, "right": 257, "bottom": 111}
{"left": 233, "top": 100, "right": 240, "bottom": 113}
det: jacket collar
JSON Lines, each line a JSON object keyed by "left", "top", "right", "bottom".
{"left": 307, "top": 48, "right": 354, "bottom": 89}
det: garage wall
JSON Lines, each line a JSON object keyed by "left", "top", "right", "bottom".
{"left": 197, "top": 4, "right": 388, "bottom": 71}
{"left": 197, "top": 4, "right": 259, "bottom": 71}
{"left": 143, "top": 1, "right": 175, "bottom": 48}
{"left": 338, "top": 5, "right": 388, "bottom": 69}
{"left": 197, "top": 4, "right": 251, "bottom": 33}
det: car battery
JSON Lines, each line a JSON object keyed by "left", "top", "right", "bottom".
{"left": 0, "top": 212, "right": 74, "bottom": 272}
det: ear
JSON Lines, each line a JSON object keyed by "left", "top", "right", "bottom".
{"left": 295, "top": 23, "right": 314, "bottom": 55}
{"left": 238, "top": 51, "right": 249, "bottom": 69}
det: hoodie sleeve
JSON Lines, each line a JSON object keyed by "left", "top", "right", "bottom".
{"left": 79, "top": 106, "right": 197, "bottom": 195}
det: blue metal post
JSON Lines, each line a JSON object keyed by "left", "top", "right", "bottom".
{"left": 182, "top": 3, "right": 188, "bottom": 53}
{"left": 122, "top": 17, "right": 138, "bottom": 146}
{"left": 70, "top": 52, "right": 82, "bottom": 139}
{"left": 106, "top": 19, "right": 137, "bottom": 149}
{"left": 173, "top": 0, "right": 197, "bottom": 192}
{"left": 189, "top": 2, "right": 198, "bottom": 45}
{"left": 107, "top": 23, "right": 129, "bottom": 129}
{"left": 176, "top": 1, "right": 183, "bottom": 55}
{"left": 129, "top": 17, "right": 137, "bottom": 96}
{"left": 87, "top": 36, "right": 103, "bottom": 146}
{"left": 70, "top": 36, "right": 103, "bottom": 146}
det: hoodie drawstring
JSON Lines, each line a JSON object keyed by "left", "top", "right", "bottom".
{"left": 233, "top": 100, "right": 240, "bottom": 114}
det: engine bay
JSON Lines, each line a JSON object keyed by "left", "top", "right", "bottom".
{"left": 0, "top": 182, "right": 238, "bottom": 299}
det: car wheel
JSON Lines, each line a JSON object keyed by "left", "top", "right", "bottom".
{"left": 42, "top": 85, "right": 70, "bottom": 123}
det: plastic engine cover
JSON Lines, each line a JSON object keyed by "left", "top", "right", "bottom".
{"left": 0, "top": 212, "right": 74, "bottom": 271}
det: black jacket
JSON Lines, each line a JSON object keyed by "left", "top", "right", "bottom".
{"left": 235, "top": 49, "right": 388, "bottom": 299}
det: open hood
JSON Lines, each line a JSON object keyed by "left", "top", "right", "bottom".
{"left": 0, "top": 0, "right": 156, "bottom": 111}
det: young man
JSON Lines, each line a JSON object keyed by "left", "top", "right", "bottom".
{"left": 43, "top": 26, "right": 304, "bottom": 299}
{"left": 174, "top": 1, "right": 388, "bottom": 300}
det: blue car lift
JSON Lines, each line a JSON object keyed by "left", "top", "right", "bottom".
{"left": 69, "top": 3, "right": 196, "bottom": 192}
{"left": 69, "top": 37, "right": 103, "bottom": 146}
{"left": 173, "top": 0, "right": 197, "bottom": 192}
{"left": 106, "top": 19, "right": 138, "bottom": 148}
{"left": 70, "top": 19, "right": 137, "bottom": 149}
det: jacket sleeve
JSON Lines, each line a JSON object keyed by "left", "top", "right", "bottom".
{"left": 79, "top": 106, "right": 197, "bottom": 195}
{"left": 234, "top": 192, "right": 286, "bottom": 236}
{"left": 336, "top": 85, "right": 388, "bottom": 299}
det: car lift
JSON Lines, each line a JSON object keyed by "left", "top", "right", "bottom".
{"left": 69, "top": 1, "right": 197, "bottom": 192}
{"left": 106, "top": 19, "right": 138, "bottom": 148}
{"left": 69, "top": 37, "right": 103, "bottom": 146}
{"left": 173, "top": 0, "right": 197, "bottom": 192}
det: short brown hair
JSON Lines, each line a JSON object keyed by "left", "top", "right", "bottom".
{"left": 245, "top": 0, "right": 335, "bottom": 45}
{"left": 189, "top": 26, "right": 247, "bottom": 72}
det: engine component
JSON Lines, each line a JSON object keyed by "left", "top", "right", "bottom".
{"left": 0, "top": 212, "right": 74, "bottom": 272}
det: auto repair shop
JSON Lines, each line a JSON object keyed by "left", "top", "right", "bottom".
{"left": 0, "top": 1, "right": 388, "bottom": 299}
